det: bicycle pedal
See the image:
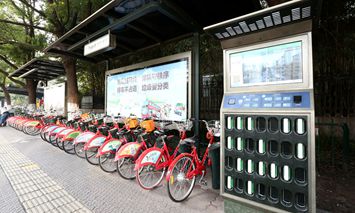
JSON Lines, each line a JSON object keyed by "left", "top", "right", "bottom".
{"left": 199, "top": 179, "right": 207, "bottom": 186}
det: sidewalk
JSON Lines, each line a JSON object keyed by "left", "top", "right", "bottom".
{"left": 0, "top": 127, "right": 223, "bottom": 213}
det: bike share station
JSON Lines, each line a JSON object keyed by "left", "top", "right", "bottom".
{"left": 205, "top": 0, "right": 315, "bottom": 212}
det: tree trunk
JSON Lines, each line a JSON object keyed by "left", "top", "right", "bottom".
{"left": 62, "top": 56, "right": 79, "bottom": 116}
{"left": 26, "top": 79, "right": 37, "bottom": 103}
{"left": 0, "top": 84, "right": 11, "bottom": 106}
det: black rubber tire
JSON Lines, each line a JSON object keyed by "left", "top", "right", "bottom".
{"left": 99, "top": 152, "right": 117, "bottom": 173}
{"left": 116, "top": 157, "right": 136, "bottom": 180}
{"left": 85, "top": 147, "right": 99, "bottom": 165}
{"left": 74, "top": 143, "right": 86, "bottom": 158}
{"left": 56, "top": 138, "right": 64, "bottom": 150}
{"left": 63, "top": 140, "right": 75, "bottom": 154}
{"left": 49, "top": 135, "right": 58, "bottom": 147}
{"left": 167, "top": 156, "right": 196, "bottom": 202}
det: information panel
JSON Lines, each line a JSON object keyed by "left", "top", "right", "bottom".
{"left": 230, "top": 41, "right": 303, "bottom": 87}
{"left": 106, "top": 57, "right": 189, "bottom": 121}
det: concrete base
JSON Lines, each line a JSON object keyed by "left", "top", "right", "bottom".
{"left": 225, "top": 199, "right": 264, "bottom": 213}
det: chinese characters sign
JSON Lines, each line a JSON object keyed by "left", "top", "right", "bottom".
{"left": 106, "top": 59, "right": 188, "bottom": 121}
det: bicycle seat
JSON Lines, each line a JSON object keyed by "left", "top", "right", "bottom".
{"left": 133, "top": 129, "right": 144, "bottom": 135}
{"left": 99, "top": 126, "right": 110, "bottom": 131}
{"left": 181, "top": 136, "right": 199, "bottom": 146}
{"left": 117, "top": 129, "right": 128, "bottom": 136}
{"left": 154, "top": 129, "right": 165, "bottom": 136}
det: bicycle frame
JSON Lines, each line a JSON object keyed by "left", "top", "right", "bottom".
{"left": 96, "top": 128, "right": 132, "bottom": 157}
{"left": 114, "top": 132, "right": 152, "bottom": 161}
{"left": 165, "top": 131, "right": 215, "bottom": 182}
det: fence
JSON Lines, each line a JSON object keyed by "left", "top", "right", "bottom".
{"left": 200, "top": 74, "right": 223, "bottom": 120}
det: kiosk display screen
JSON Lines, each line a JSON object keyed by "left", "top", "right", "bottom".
{"left": 230, "top": 41, "right": 303, "bottom": 87}
{"left": 106, "top": 58, "right": 189, "bottom": 121}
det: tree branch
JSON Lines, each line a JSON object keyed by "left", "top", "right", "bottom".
{"left": 18, "top": 0, "right": 47, "bottom": 18}
{"left": 0, "top": 55, "right": 18, "bottom": 69}
{"left": 0, "top": 69, "right": 25, "bottom": 87}
{"left": 0, "top": 19, "right": 52, "bottom": 33}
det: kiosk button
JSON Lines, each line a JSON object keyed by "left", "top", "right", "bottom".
{"left": 293, "top": 95, "right": 302, "bottom": 104}
{"left": 228, "top": 98, "right": 236, "bottom": 105}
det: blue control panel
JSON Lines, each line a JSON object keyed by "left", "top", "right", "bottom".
{"left": 223, "top": 91, "right": 311, "bottom": 109}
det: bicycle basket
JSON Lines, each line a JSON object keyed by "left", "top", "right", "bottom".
{"left": 140, "top": 119, "right": 155, "bottom": 132}
{"left": 127, "top": 118, "right": 139, "bottom": 129}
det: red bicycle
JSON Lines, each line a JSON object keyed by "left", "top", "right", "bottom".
{"left": 165, "top": 120, "right": 220, "bottom": 202}
{"left": 134, "top": 120, "right": 192, "bottom": 190}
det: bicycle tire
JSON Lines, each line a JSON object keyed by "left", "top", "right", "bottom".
{"left": 85, "top": 147, "right": 99, "bottom": 165}
{"left": 99, "top": 153, "right": 117, "bottom": 173}
{"left": 167, "top": 156, "right": 196, "bottom": 202}
{"left": 27, "top": 126, "right": 40, "bottom": 136}
{"left": 56, "top": 138, "right": 64, "bottom": 150}
{"left": 117, "top": 157, "right": 136, "bottom": 180}
{"left": 136, "top": 155, "right": 166, "bottom": 190}
{"left": 62, "top": 140, "right": 75, "bottom": 154}
{"left": 49, "top": 135, "right": 58, "bottom": 147}
{"left": 74, "top": 143, "right": 86, "bottom": 158}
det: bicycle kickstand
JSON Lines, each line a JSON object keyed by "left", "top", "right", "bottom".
{"left": 198, "top": 170, "right": 207, "bottom": 186}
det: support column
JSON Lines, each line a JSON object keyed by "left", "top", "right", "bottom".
{"left": 192, "top": 33, "right": 200, "bottom": 136}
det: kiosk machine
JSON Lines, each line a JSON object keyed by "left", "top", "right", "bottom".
{"left": 205, "top": 0, "right": 314, "bottom": 212}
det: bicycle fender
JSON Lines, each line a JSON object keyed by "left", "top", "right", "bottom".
{"left": 84, "top": 136, "right": 106, "bottom": 150}
{"left": 114, "top": 142, "right": 141, "bottom": 161}
{"left": 73, "top": 132, "right": 96, "bottom": 145}
{"left": 97, "top": 139, "right": 123, "bottom": 157}
{"left": 62, "top": 130, "right": 81, "bottom": 141}
{"left": 134, "top": 147, "right": 163, "bottom": 171}
{"left": 50, "top": 127, "right": 66, "bottom": 136}
{"left": 26, "top": 121, "right": 40, "bottom": 127}
{"left": 55, "top": 128, "right": 74, "bottom": 140}
{"left": 165, "top": 153, "right": 194, "bottom": 182}
{"left": 44, "top": 125, "right": 58, "bottom": 133}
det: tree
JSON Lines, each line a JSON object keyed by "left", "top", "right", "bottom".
{"left": 0, "top": 0, "right": 47, "bottom": 106}
{"left": 41, "top": 0, "right": 109, "bottom": 113}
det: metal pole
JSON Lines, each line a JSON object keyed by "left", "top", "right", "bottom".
{"left": 193, "top": 33, "right": 200, "bottom": 136}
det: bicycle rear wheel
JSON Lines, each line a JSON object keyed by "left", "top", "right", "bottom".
{"left": 136, "top": 156, "right": 166, "bottom": 190}
{"left": 25, "top": 126, "right": 40, "bottom": 136}
{"left": 49, "top": 135, "right": 58, "bottom": 147}
{"left": 63, "top": 140, "right": 75, "bottom": 154}
{"left": 99, "top": 153, "right": 116, "bottom": 172}
{"left": 85, "top": 147, "right": 99, "bottom": 165}
{"left": 74, "top": 143, "right": 86, "bottom": 158}
{"left": 167, "top": 156, "right": 196, "bottom": 202}
{"left": 117, "top": 157, "right": 136, "bottom": 180}
{"left": 56, "top": 138, "right": 64, "bottom": 150}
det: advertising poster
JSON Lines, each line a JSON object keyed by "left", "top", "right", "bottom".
{"left": 44, "top": 83, "right": 65, "bottom": 113}
{"left": 106, "top": 59, "right": 188, "bottom": 121}
{"left": 230, "top": 41, "right": 303, "bottom": 87}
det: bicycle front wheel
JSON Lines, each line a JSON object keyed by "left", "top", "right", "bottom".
{"left": 136, "top": 155, "right": 166, "bottom": 190}
{"left": 167, "top": 156, "right": 196, "bottom": 202}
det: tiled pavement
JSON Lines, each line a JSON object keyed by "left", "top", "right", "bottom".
{"left": 0, "top": 127, "right": 223, "bottom": 213}
{"left": 0, "top": 142, "right": 90, "bottom": 212}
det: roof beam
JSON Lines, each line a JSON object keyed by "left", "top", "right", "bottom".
{"left": 47, "top": 48, "right": 97, "bottom": 63}
{"left": 66, "top": 2, "right": 160, "bottom": 52}
{"left": 158, "top": 1, "right": 200, "bottom": 32}
{"left": 18, "top": 68, "right": 38, "bottom": 78}
{"left": 116, "top": 43, "right": 134, "bottom": 52}
{"left": 126, "top": 23, "right": 161, "bottom": 43}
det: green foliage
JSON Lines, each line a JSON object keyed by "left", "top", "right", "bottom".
{"left": 44, "top": 0, "right": 110, "bottom": 36}
{"left": 77, "top": 61, "right": 105, "bottom": 97}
